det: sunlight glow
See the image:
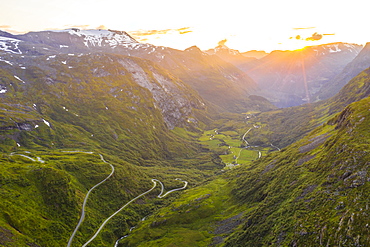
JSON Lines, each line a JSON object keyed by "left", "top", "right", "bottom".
{"left": 0, "top": 0, "right": 369, "bottom": 52}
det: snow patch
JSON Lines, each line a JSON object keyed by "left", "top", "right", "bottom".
{"left": 329, "top": 44, "right": 341, "bottom": 53}
{"left": 0, "top": 88, "right": 7, "bottom": 93}
{"left": 47, "top": 55, "right": 56, "bottom": 61}
{"left": 35, "top": 125, "right": 39, "bottom": 128}
{"left": 0, "top": 58, "right": 13, "bottom": 65}
{"left": 0, "top": 36, "right": 22, "bottom": 54}
{"left": 14, "top": 75, "right": 25, "bottom": 83}
{"left": 54, "top": 29, "right": 138, "bottom": 48}
{"left": 42, "top": 119, "right": 51, "bottom": 127}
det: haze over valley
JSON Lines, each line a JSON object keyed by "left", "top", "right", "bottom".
{"left": 1, "top": 1, "right": 370, "bottom": 246}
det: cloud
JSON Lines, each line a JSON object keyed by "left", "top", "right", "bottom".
{"left": 63, "top": 24, "right": 92, "bottom": 30}
{"left": 288, "top": 35, "right": 302, "bottom": 40}
{"left": 291, "top": 32, "right": 335, "bottom": 42}
{"left": 178, "top": 27, "right": 191, "bottom": 32}
{"left": 179, "top": 30, "right": 192, "bottom": 34}
{"left": 129, "top": 27, "right": 193, "bottom": 37}
{"left": 306, "top": 32, "right": 323, "bottom": 41}
{"left": 292, "top": 27, "right": 316, "bottom": 30}
{"left": 0, "top": 25, "right": 23, "bottom": 34}
{"left": 130, "top": 29, "right": 171, "bottom": 36}
{"left": 0, "top": 25, "right": 12, "bottom": 29}
{"left": 96, "top": 25, "right": 108, "bottom": 30}
{"left": 218, "top": 39, "right": 228, "bottom": 46}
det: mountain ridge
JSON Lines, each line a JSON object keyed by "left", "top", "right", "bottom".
{"left": 119, "top": 67, "right": 370, "bottom": 247}
{"left": 0, "top": 29, "right": 269, "bottom": 113}
{"left": 0, "top": 28, "right": 369, "bottom": 247}
{"left": 317, "top": 42, "right": 370, "bottom": 100}
{"left": 206, "top": 41, "right": 364, "bottom": 107}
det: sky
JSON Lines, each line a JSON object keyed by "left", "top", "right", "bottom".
{"left": 0, "top": 0, "right": 369, "bottom": 52}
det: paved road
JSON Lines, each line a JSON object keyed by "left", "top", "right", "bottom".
{"left": 67, "top": 152, "right": 114, "bottom": 247}
{"left": 82, "top": 178, "right": 188, "bottom": 247}
{"left": 64, "top": 151, "right": 188, "bottom": 247}
{"left": 270, "top": 143, "right": 281, "bottom": 151}
{"left": 113, "top": 179, "right": 187, "bottom": 247}
{"left": 81, "top": 179, "right": 158, "bottom": 247}
{"left": 241, "top": 128, "right": 261, "bottom": 160}
{"left": 154, "top": 178, "right": 188, "bottom": 198}
{"left": 242, "top": 128, "right": 252, "bottom": 147}
{"left": 9, "top": 153, "right": 45, "bottom": 163}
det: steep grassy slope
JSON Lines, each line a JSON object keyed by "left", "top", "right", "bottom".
{"left": 1, "top": 29, "right": 272, "bottom": 114}
{"left": 1, "top": 29, "right": 368, "bottom": 247}
{"left": 0, "top": 151, "right": 150, "bottom": 246}
{"left": 251, "top": 67, "right": 370, "bottom": 149}
{"left": 0, "top": 52, "right": 225, "bottom": 246}
{"left": 0, "top": 52, "right": 207, "bottom": 158}
{"left": 317, "top": 42, "right": 370, "bottom": 100}
{"left": 225, "top": 96, "right": 370, "bottom": 246}
{"left": 120, "top": 94, "right": 370, "bottom": 247}
{"left": 136, "top": 46, "right": 269, "bottom": 113}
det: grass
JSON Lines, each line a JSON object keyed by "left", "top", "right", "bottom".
{"left": 120, "top": 177, "right": 247, "bottom": 247}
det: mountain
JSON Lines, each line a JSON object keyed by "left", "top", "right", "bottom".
{"left": 150, "top": 45, "right": 264, "bottom": 113}
{"left": 0, "top": 29, "right": 271, "bottom": 113}
{"left": 250, "top": 43, "right": 363, "bottom": 107}
{"left": 317, "top": 42, "right": 370, "bottom": 100}
{"left": 1, "top": 28, "right": 369, "bottom": 247}
{"left": 205, "top": 45, "right": 261, "bottom": 74}
{"left": 241, "top": 50, "right": 268, "bottom": 59}
{"left": 223, "top": 95, "right": 370, "bottom": 246}
{"left": 0, "top": 28, "right": 272, "bottom": 246}
{"left": 0, "top": 51, "right": 208, "bottom": 154}
{"left": 246, "top": 66, "right": 370, "bottom": 149}
{"left": 208, "top": 42, "right": 363, "bottom": 107}
{"left": 119, "top": 68, "right": 370, "bottom": 247}
{"left": 0, "top": 34, "right": 226, "bottom": 246}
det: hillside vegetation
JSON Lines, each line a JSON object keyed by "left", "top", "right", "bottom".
{"left": 0, "top": 52, "right": 223, "bottom": 246}
{"left": 0, "top": 29, "right": 369, "bottom": 247}
{"left": 120, "top": 70, "right": 370, "bottom": 247}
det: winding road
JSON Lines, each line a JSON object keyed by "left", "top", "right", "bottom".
{"left": 241, "top": 128, "right": 252, "bottom": 147}
{"left": 81, "top": 178, "right": 187, "bottom": 247}
{"left": 63, "top": 150, "right": 188, "bottom": 247}
{"left": 154, "top": 178, "right": 188, "bottom": 198}
{"left": 270, "top": 143, "right": 281, "bottom": 151}
{"left": 240, "top": 128, "right": 261, "bottom": 161}
{"left": 67, "top": 152, "right": 114, "bottom": 247}
{"left": 9, "top": 152, "right": 45, "bottom": 163}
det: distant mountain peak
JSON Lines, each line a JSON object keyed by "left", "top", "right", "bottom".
{"left": 206, "top": 44, "right": 240, "bottom": 56}
{"left": 185, "top": 45, "right": 203, "bottom": 53}
{"left": 241, "top": 50, "right": 268, "bottom": 59}
{"left": 46, "top": 28, "right": 138, "bottom": 48}
{"left": 310, "top": 42, "right": 362, "bottom": 56}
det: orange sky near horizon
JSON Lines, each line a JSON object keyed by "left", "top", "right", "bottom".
{"left": 0, "top": 0, "right": 369, "bottom": 52}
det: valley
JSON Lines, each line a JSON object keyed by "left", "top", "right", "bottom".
{"left": 0, "top": 29, "right": 369, "bottom": 247}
